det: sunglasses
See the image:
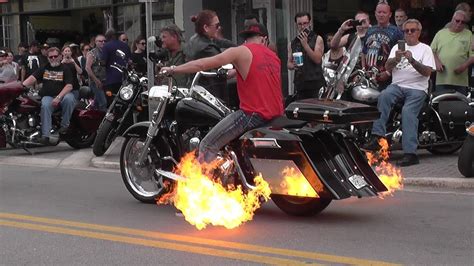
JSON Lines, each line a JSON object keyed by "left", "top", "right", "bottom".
{"left": 454, "top": 19, "right": 465, "bottom": 24}
{"left": 404, "top": 28, "right": 419, "bottom": 34}
{"left": 48, "top": 55, "right": 59, "bottom": 59}
{"left": 121, "top": 39, "right": 129, "bottom": 41}
{"left": 139, "top": 42, "right": 146, "bottom": 45}
{"left": 0, "top": 55, "right": 7, "bottom": 58}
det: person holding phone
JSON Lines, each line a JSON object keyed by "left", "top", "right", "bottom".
{"left": 363, "top": 19, "right": 436, "bottom": 167}
{"left": 61, "top": 45, "right": 82, "bottom": 98}
{"left": 287, "top": 11, "right": 325, "bottom": 102}
{"left": 361, "top": 2, "right": 403, "bottom": 88}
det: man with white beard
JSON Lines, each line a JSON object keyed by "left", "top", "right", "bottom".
{"left": 22, "top": 47, "right": 75, "bottom": 145}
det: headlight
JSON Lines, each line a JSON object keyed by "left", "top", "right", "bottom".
{"left": 119, "top": 84, "right": 134, "bottom": 101}
{"left": 129, "top": 73, "right": 139, "bottom": 84}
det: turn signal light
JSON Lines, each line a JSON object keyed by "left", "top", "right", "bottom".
{"left": 467, "top": 124, "right": 474, "bottom": 136}
{"left": 136, "top": 106, "right": 143, "bottom": 112}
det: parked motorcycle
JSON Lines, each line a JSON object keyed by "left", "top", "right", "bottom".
{"left": 92, "top": 50, "right": 149, "bottom": 156}
{"left": 321, "top": 38, "right": 474, "bottom": 155}
{"left": 0, "top": 81, "right": 104, "bottom": 153}
{"left": 119, "top": 67, "right": 390, "bottom": 216}
{"left": 458, "top": 124, "right": 474, "bottom": 177}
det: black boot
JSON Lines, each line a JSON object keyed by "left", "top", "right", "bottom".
{"left": 362, "top": 135, "right": 383, "bottom": 151}
{"left": 397, "top": 153, "right": 419, "bottom": 167}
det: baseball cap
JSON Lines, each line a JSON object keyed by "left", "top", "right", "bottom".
{"left": 41, "top": 43, "right": 50, "bottom": 49}
{"left": 0, "top": 50, "right": 6, "bottom": 57}
{"left": 239, "top": 23, "right": 268, "bottom": 39}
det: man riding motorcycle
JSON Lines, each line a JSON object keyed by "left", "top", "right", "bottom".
{"left": 22, "top": 47, "right": 75, "bottom": 145}
{"left": 161, "top": 23, "right": 283, "bottom": 163}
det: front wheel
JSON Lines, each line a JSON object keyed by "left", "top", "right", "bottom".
{"left": 93, "top": 118, "right": 116, "bottom": 156}
{"left": 458, "top": 136, "right": 474, "bottom": 178}
{"left": 65, "top": 132, "right": 96, "bottom": 149}
{"left": 272, "top": 195, "right": 332, "bottom": 216}
{"left": 120, "top": 136, "right": 175, "bottom": 203}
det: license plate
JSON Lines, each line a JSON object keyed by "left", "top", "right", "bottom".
{"left": 348, "top": 175, "right": 368, "bottom": 189}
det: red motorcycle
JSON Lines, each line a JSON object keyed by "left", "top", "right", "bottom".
{"left": 0, "top": 81, "right": 104, "bottom": 152}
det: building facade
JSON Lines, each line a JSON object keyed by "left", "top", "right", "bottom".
{"left": 0, "top": 0, "right": 466, "bottom": 94}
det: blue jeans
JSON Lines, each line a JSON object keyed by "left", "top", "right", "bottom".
{"left": 90, "top": 81, "right": 107, "bottom": 111}
{"left": 372, "top": 84, "right": 426, "bottom": 154}
{"left": 41, "top": 93, "right": 76, "bottom": 137}
{"left": 199, "top": 110, "right": 267, "bottom": 163}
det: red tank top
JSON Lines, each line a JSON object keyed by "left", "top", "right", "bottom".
{"left": 236, "top": 43, "right": 284, "bottom": 120}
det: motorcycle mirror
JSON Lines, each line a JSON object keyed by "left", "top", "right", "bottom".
{"left": 116, "top": 50, "right": 126, "bottom": 59}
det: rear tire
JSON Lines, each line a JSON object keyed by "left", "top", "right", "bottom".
{"left": 426, "top": 143, "right": 462, "bottom": 155}
{"left": 272, "top": 195, "right": 332, "bottom": 216}
{"left": 458, "top": 136, "right": 474, "bottom": 178}
{"left": 93, "top": 119, "right": 116, "bottom": 156}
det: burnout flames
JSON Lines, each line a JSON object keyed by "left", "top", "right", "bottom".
{"left": 158, "top": 153, "right": 271, "bottom": 230}
{"left": 366, "top": 138, "right": 403, "bottom": 197}
{"left": 280, "top": 167, "right": 318, "bottom": 197}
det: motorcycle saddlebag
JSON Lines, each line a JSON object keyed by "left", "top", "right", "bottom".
{"left": 438, "top": 101, "right": 474, "bottom": 126}
{"left": 285, "top": 98, "right": 380, "bottom": 124}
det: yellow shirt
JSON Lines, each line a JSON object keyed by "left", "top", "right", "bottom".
{"left": 431, "top": 28, "right": 473, "bottom": 86}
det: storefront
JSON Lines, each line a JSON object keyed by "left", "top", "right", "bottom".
{"left": 0, "top": 0, "right": 175, "bottom": 50}
{"left": 0, "top": 0, "right": 469, "bottom": 93}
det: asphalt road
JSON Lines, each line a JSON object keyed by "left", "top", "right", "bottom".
{"left": 1, "top": 165, "right": 473, "bottom": 265}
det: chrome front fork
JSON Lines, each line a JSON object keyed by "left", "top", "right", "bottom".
{"left": 136, "top": 98, "right": 168, "bottom": 165}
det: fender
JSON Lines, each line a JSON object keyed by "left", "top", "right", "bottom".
{"left": 122, "top": 121, "right": 151, "bottom": 138}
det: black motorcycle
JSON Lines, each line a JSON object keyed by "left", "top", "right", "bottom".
{"left": 92, "top": 50, "right": 149, "bottom": 156}
{"left": 321, "top": 38, "right": 474, "bottom": 154}
{"left": 458, "top": 124, "right": 474, "bottom": 177}
{"left": 118, "top": 67, "right": 390, "bottom": 216}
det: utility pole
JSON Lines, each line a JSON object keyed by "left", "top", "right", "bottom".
{"left": 140, "top": 0, "right": 157, "bottom": 89}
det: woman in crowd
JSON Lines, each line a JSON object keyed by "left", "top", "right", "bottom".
{"left": 184, "top": 9, "right": 236, "bottom": 101}
{"left": 130, "top": 35, "right": 147, "bottom": 75}
{"left": 0, "top": 49, "right": 19, "bottom": 83}
{"left": 78, "top": 43, "right": 91, "bottom": 85}
{"left": 61, "top": 45, "right": 82, "bottom": 98}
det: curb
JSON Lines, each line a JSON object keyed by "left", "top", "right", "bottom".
{"left": 90, "top": 138, "right": 123, "bottom": 170}
{"left": 404, "top": 177, "right": 474, "bottom": 190}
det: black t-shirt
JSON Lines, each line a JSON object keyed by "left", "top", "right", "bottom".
{"left": 33, "top": 64, "right": 73, "bottom": 97}
{"left": 21, "top": 52, "right": 47, "bottom": 77}
{"left": 131, "top": 52, "right": 147, "bottom": 75}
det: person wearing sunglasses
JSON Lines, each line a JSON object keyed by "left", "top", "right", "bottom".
{"left": 131, "top": 35, "right": 147, "bottom": 75}
{"left": 431, "top": 10, "right": 474, "bottom": 96}
{"left": 22, "top": 47, "right": 75, "bottom": 145}
{"left": 161, "top": 23, "right": 283, "bottom": 164}
{"left": 184, "top": 10, "right": 236, "bottom": 101}
{"left": 364, "top": 19, "right": 436, "bottom": 166}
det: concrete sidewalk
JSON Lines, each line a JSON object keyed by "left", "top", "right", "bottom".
{"left": 89, "top": 138, "right": 474, "bottom": 190}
